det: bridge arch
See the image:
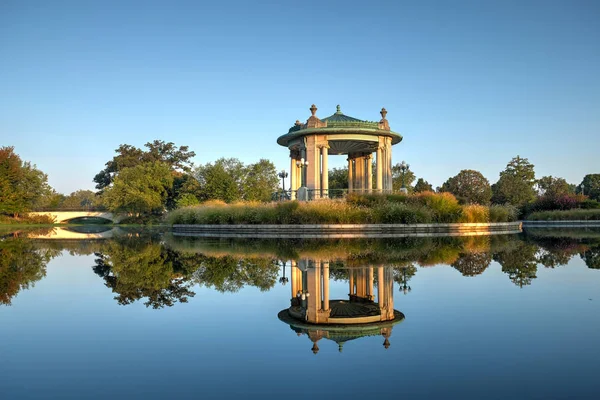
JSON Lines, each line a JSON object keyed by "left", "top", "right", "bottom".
{"left": 28, "top": 211, "right": 125, "bottom": 224}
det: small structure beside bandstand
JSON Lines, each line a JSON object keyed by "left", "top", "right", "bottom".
{"left": 277, "top": 104, "right": 403, "bottom": 199}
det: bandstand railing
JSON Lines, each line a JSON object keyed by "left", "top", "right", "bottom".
{"left": 273, "top": 189, "right": 396, "bottom": 201}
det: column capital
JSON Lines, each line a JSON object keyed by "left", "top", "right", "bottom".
{"left": 318, "top": 144, "right": 330, "bottom": 149}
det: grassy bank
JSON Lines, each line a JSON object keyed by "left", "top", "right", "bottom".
{"left": 167, "top": 192, "right": 519, "bottom": 225}
{"left": 526, "top": 209, "right": 600, "bottom": 221}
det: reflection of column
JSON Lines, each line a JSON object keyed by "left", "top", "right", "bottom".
{"left": 376, "top": 147, "right": 383, "bottom": 193}
{"left": 322, "top": 261, "right": 329, "bottom": 311}
{"left": 368, "top": 266, "right": 374, "bottom": 300}
{"left": 291, "top": 260, "right": 300, "bottom": 298}
{"left": 349, "top": 269, "right": 355, "bottom": 296}
{"left": 306, "top": 260, "right": 321, "bottom": 323}
{"left": 348, "top": 157, "right": 353, "bottom": 193}
{"left": 321, "top": 146, "right": 329, "bottom": 198}
{"left": 378, "top": 266, "right": 384, "bottom": 312}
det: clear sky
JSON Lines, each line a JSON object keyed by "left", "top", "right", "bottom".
{"left": 1, "top": 0, "right": 599, "bottom": 194}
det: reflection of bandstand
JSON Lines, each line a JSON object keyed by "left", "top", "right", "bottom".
{"left": 278, "top": 260, "right": 404, "bottom": 353}
{"left": 277, "top": 105, "right": 403, "bottom": 199}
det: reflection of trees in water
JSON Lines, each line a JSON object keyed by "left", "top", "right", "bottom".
{"left": 0, "top": 239, "right": 53, "bottom": 305}
{"left": 393, "top": 264, "right": 417, "bottom": 293}
{"left": 92, "top": 239, "right": 197, "bottom": 309}
{"left": 451, "top": 252, "right": 492, "bottom": 277}
{"left": 581, "top": 248, "right": 600, "bottom": 269}
{"left": 492, "top": 239, "right": 539, "bottom": 288}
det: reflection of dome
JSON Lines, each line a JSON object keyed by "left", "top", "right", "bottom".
{"left": 279, "top": 309, "right": 404, "bottom": 353}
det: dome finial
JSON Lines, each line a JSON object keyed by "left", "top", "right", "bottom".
{"left": 380, "top": 107, "right": 388, "bottom": 119}
{"left": 310, "top": 104, "right": 317, "bottom": 116}
{"left": 336, "top": 104, "right": 342, "bottom": 114}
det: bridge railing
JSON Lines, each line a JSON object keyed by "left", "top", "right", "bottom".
{"left": 30, "top": 207, "right": 108, "bottom": 212}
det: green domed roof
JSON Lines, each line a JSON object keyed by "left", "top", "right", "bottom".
{"left": 320, "top": 105, "right": 365, "bottom": 123}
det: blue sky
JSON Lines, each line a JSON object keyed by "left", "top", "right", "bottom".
{"left": 1, "top": 0, "right": 598, "bottom": 193}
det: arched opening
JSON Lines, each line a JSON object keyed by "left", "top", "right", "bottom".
{"left": 62, "top": 216, "right": 113, "bottom": 225}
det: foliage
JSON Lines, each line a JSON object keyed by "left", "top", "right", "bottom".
{"left": 93, "top": 140, "right": 195, "bottom": 191}
{"left": 493, "top": 240, "right": 539, "bottom": 287}
{"left": 176, "top": 193, "right": 200, "bottom": 208}
{"left": 167, "top": 192, "right": 519, "bottom": 225}
{"left": 243, "top": 159, "right": 280, "bottom": 202}
{"left": 526, "top": 209, "right": 600, "bottom": 221}
{"left": 440, "top": 169, "right": 492, "bottom": 205}
{"left": 489, "top": 204, "right": 519, "bottom": 223}
{"left": 524, "top": 193, "right": 589, "bottom": 215}
{"left": 194, "top": 157, "right": 279, "bottom": 203}
{"left": 328, "top": 167, "right": 349, "bottom": 190}
{"left": 491, "top": 155, "right": 537, "bottom": 206}
{"left": 103, "top": 161, "right": 174, "bottom": 215}
{"left": 578, "top": 174, "right": 600, "bottom": 202}
{"left": 392, "top": 163, "right": 416, "bottom": 192}
{"left": 536, "top": 176, "right": 573, "bottom": 197}
{"left": 413, "top": 178, "right": 433, "bottom": 193}
{"left": 0, "top": 146, "right": 51, "bottom": 216}
{"left": 451, "top": 252, "right": 492, "bottom": 277}
{"left": 0, "top": 238, "right": 52, "bottom": 305}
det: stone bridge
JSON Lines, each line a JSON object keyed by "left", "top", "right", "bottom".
{"left": 29, "top": 211, "right": 125, "bottom": 224}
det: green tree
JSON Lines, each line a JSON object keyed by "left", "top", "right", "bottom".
{"left": 493, "top": 240, "right": 538, "bottom": 287}
{"left": 413, "top": 178, "right": 433, "bottom": 193}
{"left": 61, "top": 190, "right": 102, "bottom": 210}
{"left": 536, "top": 176, "right": 573, "bottom": 198}
{"left": 328, "top": 167, "right": 349, "bottom": 190}
{"left": 491, "top": 155, "right": 536, "bottom": 206}
{"left": 392, "top": 164, "right": 416, "bottom": 192}
{"left": 94, "top": 140, "right": 195, "bottom": 191}
{"left": 0, "top": 147, "right": 51, "bottom": 217}
{"left": 195, "top": 158, "right": 246, "bottom": 202}
{"left": 578, "top": 174, "right": 600, "bottom": 201}
{"left": 451, "top": 252, "right": 492, "bottom": 276}
{"left": 103, "top": 162, "right": 174, "bottom": 215}
{"left": 243, "top": 159, "right": 279, "bottom": 202}
{"left": 440, "top": 169, "right": 492, "bottom": 205}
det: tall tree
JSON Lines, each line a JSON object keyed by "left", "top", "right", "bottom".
{"left": 328, "top": 167, "right": 349, "bottom": 190}
{"left": 536, "top": 176, "right": 573, "bottom": 198}
{"left": 0, "top": 147, "right": 51, "bottom": 216}
{"left": 392, "top": 163, "right": 416, "bottom": 192}
{"left": 578, "top": 174, "right": 600, "bottom": 201}
{"left": 440, "top": 169, "right": 492, "bottom": 205}
{"left": 491, "top": 155, "right": 536, "bottom": 206}
{"left": 103, "top": 162, "right": 174, "bottom": 215}
{"left": 195, "top": 158, "right": 246, "bottom": 203}
{"left": 94, "top": 140, "right": 195, "bottom": 191}
{"left": 243, "top": 159, "right": 279, "bottom": 202}
{"left": 413, "top": 178, "right": 433, "bottom": 193}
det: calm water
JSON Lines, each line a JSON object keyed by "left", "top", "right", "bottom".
{"left": 1, "top": 227, "right": 600, "bottom": 399}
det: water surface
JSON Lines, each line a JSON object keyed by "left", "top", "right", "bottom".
{"left": 1, "top": 228, "right": 599, "bottom": 399}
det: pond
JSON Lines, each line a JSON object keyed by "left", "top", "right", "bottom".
{"left": 1, "top": 227, "right": 599, "bottom": 399}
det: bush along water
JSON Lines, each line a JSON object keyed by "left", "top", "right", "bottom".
{"left": 167, "top": 192, "right": 519, "bottom": 225}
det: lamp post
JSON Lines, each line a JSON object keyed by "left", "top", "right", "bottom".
{"left": 400, "top": 160, "right": 410, "bottom": 194}
{"left": 278, "top": 170, "right": 288, "bottom": 200}
{"left": 279, "top": 261, "right": 289, "bottom": 285}
{"left": 296, "top": 158, "right": 309, "bottom": 187}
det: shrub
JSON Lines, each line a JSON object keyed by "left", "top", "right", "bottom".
{"left": 413, "top": 192, "right": 463, "bottom": 223}
{"left": 372, "top": 203, "right": 433, "bottom": 224}
{"left": 460, "top": 205, "right": 489, "bottom": 223}
{"left": 489, "top": 205, "right": 519, "bottom": 222}
{"left": 527, "top": 209, "right": 600, "bottom": 221}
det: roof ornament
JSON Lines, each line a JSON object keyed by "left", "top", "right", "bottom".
{"left": 310, "top": 104, "right": 317, "bottom": 116}
{"left": 336, "top": 104, "right": 342, "bottom": 114}
{"left": 380, "top": 107, "right": 387, "bottom": 119}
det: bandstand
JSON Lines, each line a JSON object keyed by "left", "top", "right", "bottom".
{"left": 277, "top": 104, "right": 403, "bottom": 199}
{"left": 278, "top": 260, "right": 404, "bottom": 353}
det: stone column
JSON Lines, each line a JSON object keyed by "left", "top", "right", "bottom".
{"left": 348, "top": 157, "right": 353, "bottom": 193}
{"left": 367, "top": 154, "right": 373, "bottom": 193}
{"left": 322, "top": 261, "right": 329, "bottom": 311}
{"left": 321, "top": 145, "right": 329, "bottom": 198}
{"left": 376, "top": 147, "right": 383, "bottom": 193}
{"left": 290, "top": 156, "right": 297, "bottom": 199}
{"left": 387, "top": 138, "right": 393, "bottom": 192}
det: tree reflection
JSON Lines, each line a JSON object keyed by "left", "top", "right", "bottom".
{"left": 581, "top": 248, "right": 600, "bottom": 269}
{"left": 393, "top": 264, "right": 417, "bottom": 294}
{"left": 493, "top": 240, "right": 539, "bottom": 288}
{"left": 0, "top": 238, "right": 53, "bottom": 305}
{"left": 92, "top": 239, "right": 196, "bottom": 309}
{"left": 451, "top": 252, "right": 492, "bottom": 277}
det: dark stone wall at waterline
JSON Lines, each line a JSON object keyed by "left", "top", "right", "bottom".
{"left": 172, "top": 222, "right": 522, "bottom": 238}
